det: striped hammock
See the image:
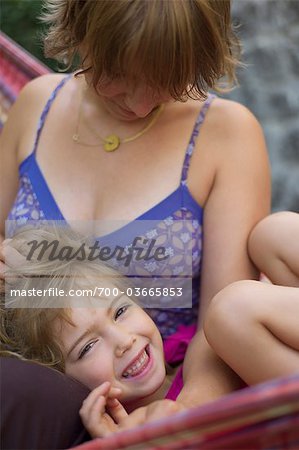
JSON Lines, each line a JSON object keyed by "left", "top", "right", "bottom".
{"left": 71, "top": 375, "right": 299, "bottom": 450}
{"left": 0, "top": 31, "right": 50, "bottom": 129}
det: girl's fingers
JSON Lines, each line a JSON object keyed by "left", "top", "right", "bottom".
{"left": 80, "top": 391, "right": 105, "bottom": 419}
{"left": 107, "top": 398, "right": 128, "bottom": 423}
{"left": 108, "top": 386, "right": 122, "bottom": 398}
{"left": 119, "top": 406, "right": 147, "bottom": 429}
{"left": 80, "top": 394, "right": 105, "bottom": 424}
{"left": 80, "top": 395, "right": 108, "bottom": 437}
{"left": 80, "top": 382, "right": 111, "bottom": 413}
{"left": 80, "top": 394, "right": 120, "bottom": 438}
{"left": 79, "top": 382, "right": 123, "bottom": 437}
{"left": 85, "top": 382, "right": 121, "bottom": 398}
{"left": 80, "top": 382, "right": 122, "bottom": 417}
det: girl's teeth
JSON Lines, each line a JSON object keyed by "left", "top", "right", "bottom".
{"left": 123, "top": 350, "right": 148, "bottom": 378}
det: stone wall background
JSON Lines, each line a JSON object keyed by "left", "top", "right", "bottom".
{"left": 226, "top": 0, "right": 299, "bottom": 212}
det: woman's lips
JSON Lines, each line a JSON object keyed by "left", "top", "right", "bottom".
{"left": 117, "top": 105, "right": 138, "bottom": 119}
{"left": 118, "top": 104, "right": 132, "bottom": 114}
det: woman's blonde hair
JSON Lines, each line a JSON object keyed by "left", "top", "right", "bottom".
{"left": 0, "top": 226, "right": 130, "bottom": 372}
{"left": 41, "top": 0, "right": 241, "bottom": 99}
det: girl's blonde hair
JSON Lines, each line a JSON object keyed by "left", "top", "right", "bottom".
{"left": 41, "top": 0, "right": 241, "bottom": 99}
{"left": 0, "top": 226, "right": 130, "bottom": 372}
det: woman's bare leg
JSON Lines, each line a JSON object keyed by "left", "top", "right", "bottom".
{"left": 204, "top": 280, "right": 299, "bottom": 385}
{"left": 248, "top": 211, "right": 299, "bottom": 287}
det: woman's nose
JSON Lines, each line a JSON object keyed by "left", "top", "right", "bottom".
{"left": 125, "top": 89, "right": 158, "bottom": 118}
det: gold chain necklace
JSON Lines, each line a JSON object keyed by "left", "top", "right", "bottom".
{"left": 72, "top": 90, "right": 165, "bottom": 152}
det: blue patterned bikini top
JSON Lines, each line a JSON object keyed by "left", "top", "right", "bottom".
{"left": 8, "top": 75, "right": 215, "bottom": 339}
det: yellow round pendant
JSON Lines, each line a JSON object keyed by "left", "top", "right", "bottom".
{"left": 104, "top": 135, "right": 120, "bottom": 152}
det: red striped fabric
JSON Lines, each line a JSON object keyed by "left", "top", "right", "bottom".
{"left": 0, "top": 31, "right": 51, "bottom": 128}
{"left": 71, "top": 375, "right": 299, "bottom": 450}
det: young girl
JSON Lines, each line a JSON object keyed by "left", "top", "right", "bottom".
{"left": 0, "top": 0, "right": 270, "bottom": 421}
{"left": 1, "top": 227, "right": 239, "bottom": 440}
{"left": 204, "top": 211, "right": 299, "bottom": 385}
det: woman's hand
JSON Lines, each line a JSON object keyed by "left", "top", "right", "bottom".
{"left": 80, "top": 383, "right": 185, "bottom": 438}
{"left": 0, "top": 236, "right": 5, "bottom": 280}
{"left": 0, "top": 238, "right": 28, "bottom": 279}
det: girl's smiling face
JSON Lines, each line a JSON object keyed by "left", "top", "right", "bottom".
{"left": 55, "top": 294, "right": 166, "bottom": 405}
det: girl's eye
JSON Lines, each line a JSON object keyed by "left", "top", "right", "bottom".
{"left": 114, "top": 305, "right": 129, "bottom": 320}
{"left": 78, "top": 340, "right": 97, "bottom": 360}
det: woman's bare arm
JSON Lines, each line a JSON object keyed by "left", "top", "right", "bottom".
{"left": 198, "top": 100, "right": 271, "bottom": 321}
{"left": 181, "top": 101, "right": 271, "bottom": 405}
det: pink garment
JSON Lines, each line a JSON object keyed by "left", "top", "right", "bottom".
{"left": 164, "top": 325, "right": 197, "bottom": 400}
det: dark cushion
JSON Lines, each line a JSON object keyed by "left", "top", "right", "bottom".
{"left": 0, "top": 357, "right": 91, "bottom": 449}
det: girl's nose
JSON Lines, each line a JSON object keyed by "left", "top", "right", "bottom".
{"left": 114, "top": 329, "right": 136, "bottom": 357}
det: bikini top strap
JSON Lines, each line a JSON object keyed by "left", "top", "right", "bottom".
{"left": 180, "top": 94, "right": 216, "bottom": 186}
{"left": 32, "top": 74, "right": 72, "bottom": 155}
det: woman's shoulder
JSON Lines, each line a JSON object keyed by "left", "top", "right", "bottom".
{"left": 1, "top": 74, "right": 69, "bottom": 163}
{"left": 198, "top": 97, "right": 267, "bottom": 163}
{"left": 22, "top": 72, "right": 67, "bottom": 90}
{"left": 204, "top": 98, "right": 270, "bottom": 191}
{"left": 179, "top": 96, "right": 263, "bottom": 139}
{"left": 5, "top": 73, "right": 67, "bottom": 125}
{"left": 186, "top": 96, "right": 269, "bottom": 207}
{"left": 209, "top": 97, "right": 264, "bottom": 140}
{"left": 17, "top": 73, "right": 68, "bottom": 105}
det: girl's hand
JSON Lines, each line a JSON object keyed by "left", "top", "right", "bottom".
{"left": 111, "top": 399, "right": 185, "bottom": 431}
{"left": 80, "top": 385, "right": 186, "bottom": 439}
{"left": 141, "top": 399, "right": 185, "bottom": 423}
{"left": 79, "top": 381, "right": 127, "bottom": 438}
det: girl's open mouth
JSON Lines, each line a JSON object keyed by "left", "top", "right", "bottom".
{"left": 122, "top": 345, "right": 151, "bottom": 378}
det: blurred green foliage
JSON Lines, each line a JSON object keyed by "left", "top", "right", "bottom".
{"left": 0, "top": 0, "right": 57, "bottom": 70}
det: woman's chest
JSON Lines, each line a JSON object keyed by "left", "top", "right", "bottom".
{"left": 22, "top": 121, "right": 191, "bottom": 222}
{"left": 15, "top": 96, "right": 216, "bottom": 223}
